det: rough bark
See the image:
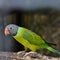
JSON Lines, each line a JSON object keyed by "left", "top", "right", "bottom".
{"left": 0, "top": 51, "right": 60, "bottom": 60}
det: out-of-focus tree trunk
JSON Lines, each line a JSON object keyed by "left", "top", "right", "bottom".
{"left": 0, "top": 13, "right": 17, "bottom": 51}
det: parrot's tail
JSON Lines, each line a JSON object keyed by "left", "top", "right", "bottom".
{"left": 46, "top": 46, "right": 60, "bottom": 55}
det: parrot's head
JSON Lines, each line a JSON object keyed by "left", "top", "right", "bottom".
{"left": 4, "top": 24, "right": 18, "bottom": 36}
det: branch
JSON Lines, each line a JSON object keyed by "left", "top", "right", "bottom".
{"left": 0, "top": 51, "right": 60, "bottom": 60}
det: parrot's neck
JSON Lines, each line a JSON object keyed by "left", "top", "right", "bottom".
{"left": 13, "top": 27, "right": 23, "bottom": 38}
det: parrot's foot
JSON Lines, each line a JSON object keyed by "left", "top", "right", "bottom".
{"left": 17, "top": 51, "right": 26, "bottom": 57}
{"left": 24, "top": 51, "right": 41, "bottom": 58}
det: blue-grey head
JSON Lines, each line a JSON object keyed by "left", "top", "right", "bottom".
{"left": 4, "top": 24, "right": 18, "bottom": 36}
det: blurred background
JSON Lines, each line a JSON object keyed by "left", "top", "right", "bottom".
{"left": 0, "top": 0, "right": 60, "bottom": 56}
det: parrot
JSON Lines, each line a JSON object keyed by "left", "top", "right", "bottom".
{"left": 4, "top": 24, "right": 60, "bottom": 55}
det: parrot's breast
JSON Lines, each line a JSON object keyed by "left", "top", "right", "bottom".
{"left": 13, "top": 35, "right": 42, "bottom": 51}
{"left": 13, "top": 27, "right": 43, "bottom": 51}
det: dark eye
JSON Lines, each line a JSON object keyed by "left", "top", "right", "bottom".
{"left": 10, "top": 27, "right": 12, "bottom": 29}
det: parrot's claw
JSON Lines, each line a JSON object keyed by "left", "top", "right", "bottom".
{"left": 24, "top": 51, "right": 41, "bottom": 58}
{"left": 17, "top": 51, "right": 26, "bottom": 57}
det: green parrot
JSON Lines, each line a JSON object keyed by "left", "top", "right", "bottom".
{"left": 4, "top": 24, "right": 60, "bottom": 55}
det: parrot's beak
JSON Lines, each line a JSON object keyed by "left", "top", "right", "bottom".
{"left": 4, "top": 28, "right": 10, "bottom": 36}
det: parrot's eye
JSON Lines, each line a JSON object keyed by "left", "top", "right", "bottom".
{"left": 10, "top": 27, "right": 12, "bottom": 30}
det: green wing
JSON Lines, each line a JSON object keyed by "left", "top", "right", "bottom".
{"left": 22, "top": 28, "right": 45, "bottom": 46}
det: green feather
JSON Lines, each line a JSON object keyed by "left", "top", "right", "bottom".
{"left": 22, "top": 28, "right": 45, "bottom": 46}
{"left": 13, "top": 27, "right": 60, "bottom": 54}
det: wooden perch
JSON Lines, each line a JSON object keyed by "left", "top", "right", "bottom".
{"left": 0, "top": 51, "right": 60, "bottom": 60}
